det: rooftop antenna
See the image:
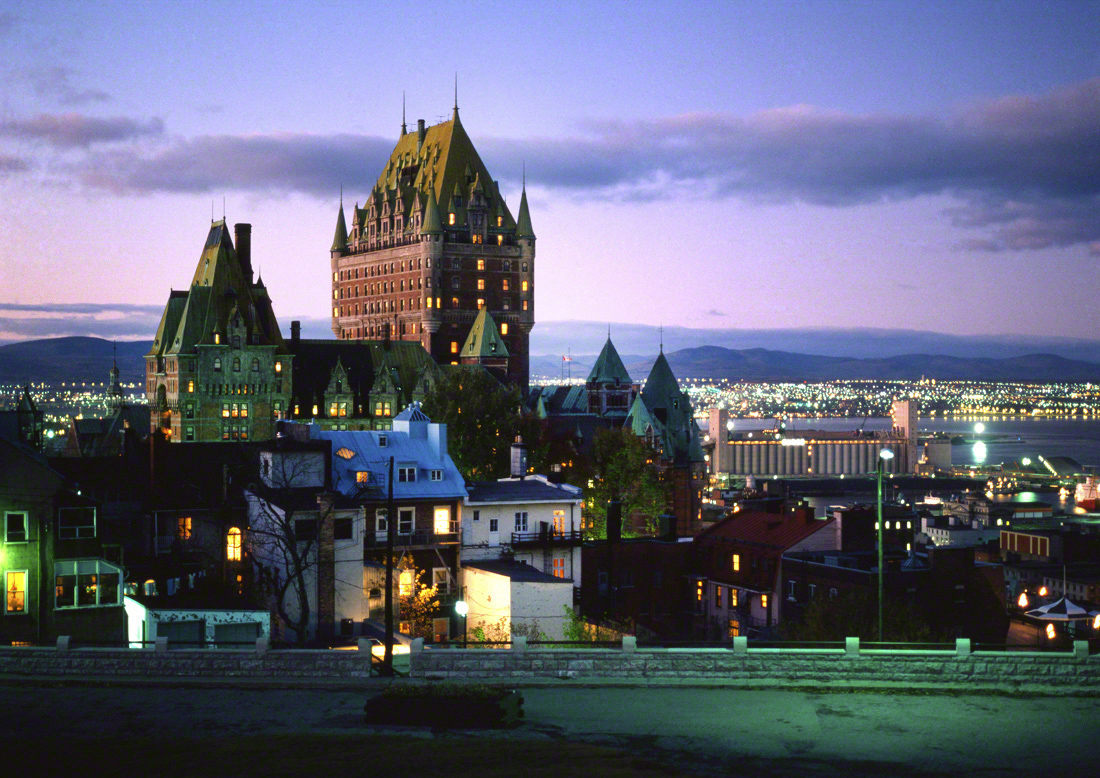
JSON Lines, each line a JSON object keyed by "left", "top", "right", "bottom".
{"left": 401, "top": 91, "right": 407, "bottom": 135}
{"left": 340, "top": 183, "right": 343, "bottom": 208}
{"left": 222, "top": 196, "right": 226, "bottom": 221}
{"left": 211, "top": 200, "right": 214, "bottom": 222}
{"left": 659, "top": 324, "right": 664, "bottom": 353}
{"left": 454, "top": 73, "right": 458, "bottom": 111}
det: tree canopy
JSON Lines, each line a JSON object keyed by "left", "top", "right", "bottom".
{"left": 422, "top": 367, "right": 543, "bottom": 481}
{"left": 585, "top": 427, "right": 669, "bottom": 538}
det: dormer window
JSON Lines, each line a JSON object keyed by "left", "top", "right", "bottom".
{"left": 430, "top": 470, "right": 442, "bottom": 482}
{"left": 448, "top": 213, "right": 456, "bottom": 226}
{"left": 378, "top": 434, "right": 387, "bottom": 448}
{"left": 398, "top": 466, "right": 417, "bottom": 483}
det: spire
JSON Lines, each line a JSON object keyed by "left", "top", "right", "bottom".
{"left": 401, "top": 91, "right": 407, "bottom": 136}
{"left": 452, "top": 73, "right": 461, "bottom": 125}
{"left": 515, "top": 172, "right": 535, "bottom": 240}
{"left": 587, "top": 336, "right": 632, "bottom": 385}
{"left": 421, "top": 188, "right": 443, "bottom": 234}
{"left": 331, "top": 195, "right": 348, "bottom": 252}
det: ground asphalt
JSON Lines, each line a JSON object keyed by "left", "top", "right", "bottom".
{"left": 1, "top": 675, "right": 1095, "bottom": 776}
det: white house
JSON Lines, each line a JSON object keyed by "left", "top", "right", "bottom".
{"left": 461, "top": 559, "right": 574, "bottom": 640}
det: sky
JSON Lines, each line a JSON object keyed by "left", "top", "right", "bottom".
{"left": 0, "top": 0, "right": 1097, "bottom": 354}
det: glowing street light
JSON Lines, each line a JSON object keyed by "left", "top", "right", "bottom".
{"left": 454, "top": 597, "right": 468, "bottom": 648}
{"left": 877, "top": 447, "right": 894, "bottom": 643}
{"left": 974, "top": 422, "right": 985, "bottom": 434}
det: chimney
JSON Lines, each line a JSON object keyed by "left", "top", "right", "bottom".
{"left": 234, "top": 223, "right": 253, "bottom": 283}
{"left": 290, "top": 320, "right": 301, "bottom": 345}
{"left": 417, "top": 119, "right": 426, "bottom": 153}
{"left": 510, "top": 435, "right": 527, "bottom": 478}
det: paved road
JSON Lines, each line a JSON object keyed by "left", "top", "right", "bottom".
{"left": 0, "top": 681, "right": 1094, "bottom": 776}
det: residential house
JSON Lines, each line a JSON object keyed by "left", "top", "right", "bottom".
{"left": 1, "top": 435, "right": 125, "bottom": 645}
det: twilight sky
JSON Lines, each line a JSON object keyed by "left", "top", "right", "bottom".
{"left": 0, "top": 0, "right": 1097, "bottom": 351}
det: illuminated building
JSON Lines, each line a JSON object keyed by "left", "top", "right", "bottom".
{"left": 329, "top": 102, "right": 534, "bottom": 393}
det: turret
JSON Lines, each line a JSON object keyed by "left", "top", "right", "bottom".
{"left": 515, "top": 184, "right": 535, "bottom": 241}
{"left": 331, "top": 200, "right": 348, "bottom": 254}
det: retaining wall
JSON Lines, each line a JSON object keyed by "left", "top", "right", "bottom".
{"left": 410, "top": 637, "right": 1100, "bottom": 690}
{"left": 0, "top": 638, "right": 376, "bottom": 679}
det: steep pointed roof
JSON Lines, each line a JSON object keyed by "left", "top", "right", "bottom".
{"left": 586, "top": 337, "right": 632, "bottom": 385}
{"left": 515, "top": 185, "right": 535, "bottom": 239}
{"left": 460, "top": 308, "right": 509, "bottom": 359}
{"left": 641, "top": 351, "right": 681, "bottom": 409}
{"left": 331, "top": 202, "right": 348, "bottom": 252}
{"left": 368, "top": 112, "right": 518, "bottom": 231}
{"left": 422, "top": 188, "right": 443, "bottom": 234}
{"left": 149, "top": 220, "right": 287, "bottom": 358}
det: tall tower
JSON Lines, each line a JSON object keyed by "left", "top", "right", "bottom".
{"left": 329, "top": 104, "right": 534, "bottom": 393}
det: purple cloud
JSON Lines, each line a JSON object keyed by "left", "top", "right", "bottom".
{"left": 77, "top": 132, "right": 393, "bottom": 196}
{"left": 0, "top": 154, "right": 30, "bottom": 174}
{"left": 1, "top": 113, "right": 162, "bottom": 148}
{"left": 22, "top": 66, "right": 111, "bottom": 106}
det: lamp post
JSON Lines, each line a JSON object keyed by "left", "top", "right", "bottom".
{"left": 454, "top": 596, "right": 468, "bottom": 649}
{"left": 877, "top": 447, "right": 894, "bottom": 643}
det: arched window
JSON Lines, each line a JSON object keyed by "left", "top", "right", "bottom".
{"left": 233, "top": 358, "right": 241, "bottom": 372}
{"left": 251, "top": 358, "right": 259, "bottom": 372}
{"left": 227, "top": 528, "right": 242, "bottom": 562}
{"left": 213, "top": 358, "right": 222, "bottom": 372}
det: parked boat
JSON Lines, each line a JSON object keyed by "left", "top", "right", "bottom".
{"left": 1075, "top": 476, "right": 1099, "bottom": 510}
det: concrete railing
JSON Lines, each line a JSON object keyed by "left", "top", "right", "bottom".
{"left": 409, "top": 637, "right": 1100, "bottom": 691}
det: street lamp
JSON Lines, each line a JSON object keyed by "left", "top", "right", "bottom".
{"left": 877, "top": 447, "right": 894, "bottom": 643}
{"left": 454, "top": 597, "right": 468, "bottom": 649}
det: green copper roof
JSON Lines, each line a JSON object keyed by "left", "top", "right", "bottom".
{"left": 331, "top": 203, "right": 348, "bottom": 251}
{"left": 460, "top": 308, "right": 509, "bottom": 359}
{"left": 586, "top": 337, "right": 632, "bottom": 385}
{"left": 641, "top": 351, "right": 681, "bottom": 409}
{"left": 150, "top": 220, "right": 287, "bottom": 358}
{"left": 421, "top": 188, "right": 443, "bottom": 234}
{"left": 515, "top": 186, "right": 535, "bottom": 239}
{"left": 370, "top": 113, "right": 517, "bottom": 232}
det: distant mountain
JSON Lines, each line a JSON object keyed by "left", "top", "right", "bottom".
{"left": 0, "top": 337, "right": 150, "bottom": 385}
{"left": 3, "top": 336, "right": 1099, "bottom": 386}
{"left": 628, "top": 346, "right": 1100, "bottom": 382}
{"left": 530, "top": 321, "right": 1100, "bottom": 363}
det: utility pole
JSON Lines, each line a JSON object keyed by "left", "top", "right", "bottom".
{"left": 383, "top": 456, "right": 395, "bottom": 674}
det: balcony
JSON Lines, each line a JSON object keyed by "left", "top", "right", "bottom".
{"left": 511, "top": 529, "right": 585, "bottom": 547}
{"left": 364, "top": 530, "right": 459, "bottom": 549}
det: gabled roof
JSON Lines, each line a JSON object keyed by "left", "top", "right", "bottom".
{"left": 699, "top": 510, "right": 834, "bottom": 553}
{"left": 460, "top": 308, "right": 509, "bottom": 359}
{"left": 287, "top": 340, "right": 437, "bottom": 412}
{"left": 149, "top": 221, "right": 286, "bottom": 358}
{"left": 587, "top": 337, "right": 632, "bottom": 385}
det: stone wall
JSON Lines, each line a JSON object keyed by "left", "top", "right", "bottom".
{"left": 0, "top": 639, "right": 376, "bottom": 679}
{"left": 410, "top": 637, "right": 1100, "bottom": 690}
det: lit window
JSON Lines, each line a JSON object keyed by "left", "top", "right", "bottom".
{"left": 696, "top": 581, "right": 704, "bottom": 602}
{"left": 521, "top": 280, "right": 529, "bottom": 292}
{"left": 451, "top": 341, "right": 458, "bottom": 354}
{"left": 715, "top": 585, "right": 723, "bottom": 608}
{"left": 732, "top": 554, "right": 740, "bottom": 571}
{"left": 497, "top": 216, "right": 503, "bottom": 227}
{"left": 399, "top": 569, "right": 414, "bottom": 597}
{"left": 500, "top": 323, "right": 509, "bottom": 335}
{"left": 275, "top": 361, "right": 282, "bottom": 374}
{"left": 477, "top": 259, "right": 485, "bottom": 270}
{"left": 477, "top": 298, "right": 485, "bottom": 309}
{"left": 477, "top": 278, "right": 485, "bottom": 290}
{"left": 188, "top": 380, "right": 195, "bottom": 393}
{"left": 497, "top": 234, "right": 503, "bottom": 245}
{"left": 434, "top": 507, "right": 453, "bottom": 535}
{"left": 178, "top": 516, "right": 192, "bottom": 540}
{"left": 5, "top": 571, "right": 26, "bottom": 613}
{"left": 356, "top": 471, "right": 372, "bottom": 483}
{"left": 730, "top": 589, "right": 738, "bottom": 607}
{"left": 761, "top": 594, "right": 769, "bottom": 609}
{"left": 227, "top": 527, "right": 242, "bottom": 561}
{"left": 448, "top": 213, "right": 456, "bottom": 226}
{"left": 426, "top": 296, "right": 433, "bottom": 308}
{"left": 54, "top": 559, "right": 121, "bottom": 609}
{"left": 451, "top": 297, "right": 459, "bottom": 308}
{"left": 312, "top": 404, "right": 319, "bottom": 416}
{"left": 214, "top": 333, "right": 221, "bottom": 345}
{"left": 522, "top": 300, "right": 528, "bottom": 311}
{"left": 502, "top": 279, "right": 509, "bottom": 291}
{"left": 553, "top": 557, "right": 566, "bottom": 578}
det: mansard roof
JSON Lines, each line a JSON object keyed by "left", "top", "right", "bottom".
{"left": 586, "top": 337, "right": 632, "bottom": 385}
{"left": 460, "top": 308, "right": 509, "bottom": 359}
{"left": 148, "top": 220, "right": 286, "bottom": 358}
